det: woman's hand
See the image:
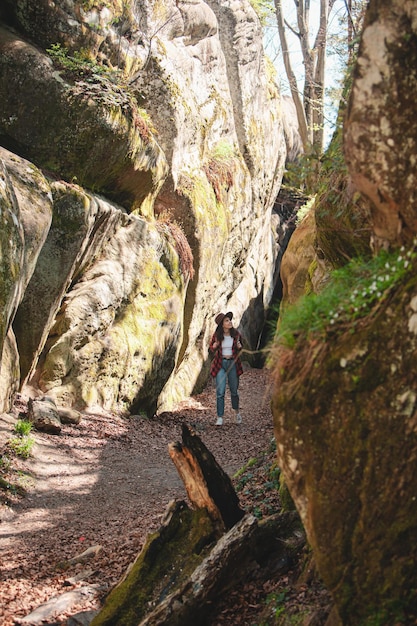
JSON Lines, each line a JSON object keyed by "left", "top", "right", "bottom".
{"left": 237, "top": 339, "right": 242, "bottom": 349}
{"left": 212, "top": 341, "right": 219, "bottom": 350}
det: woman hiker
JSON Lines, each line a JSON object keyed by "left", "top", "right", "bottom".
{"left": 209, "top": 311, "right": 243, "bottom": 426}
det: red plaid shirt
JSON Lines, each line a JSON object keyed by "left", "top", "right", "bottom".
{"left": 209, "top": 332, "right": 243, "bottom": 377}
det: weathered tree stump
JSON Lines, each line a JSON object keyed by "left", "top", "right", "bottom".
{"left": 91, "top": 424, "right": 302, "bottom": 626}
{"left": 168, "top": 423, "right": 245, "bottom": 530}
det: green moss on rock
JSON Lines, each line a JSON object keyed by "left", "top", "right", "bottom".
{"left": 91, "top": 503, "right": 217, "bottom": 626}
{"left": 271, "top": 258, "right": 417, "bottom": 625}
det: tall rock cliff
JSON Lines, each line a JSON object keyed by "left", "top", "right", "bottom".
{"left": 272, "top": 1, "right": 417, "bottom": 624}
{"left": 0, "top": 0, "right": 288, "bottom": 414}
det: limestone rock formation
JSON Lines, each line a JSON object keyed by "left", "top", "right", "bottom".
{"left": 281, "top": 95, "right": 303, "bottom": 163}
{"left": 0, "top": 0, "right": 287, "bottom": 414}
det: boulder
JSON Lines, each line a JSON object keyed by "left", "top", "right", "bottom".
{"left": 272, "top": 262, "right": 417, "bottom": 624}
{"left": 27, "top": 396, "right": 62, "bottom": 434}
{"left": 57, "top": 407, "right": 82, "bottom": 425}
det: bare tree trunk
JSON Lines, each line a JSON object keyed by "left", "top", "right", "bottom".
{"left": 274, "top": 0, "right": 337, "bottom": 154}
{"left": 274, "top": 0, "right": 309, "bottom": 151}
{"left": 312, "top": 0, "right": 329, "bottom": 151}
{"left": 296, "top": 0, "right": 314, "bottom": 146}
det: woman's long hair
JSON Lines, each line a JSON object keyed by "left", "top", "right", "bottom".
{"left": 215, "top": 324, "right": 238, "bottom": 342}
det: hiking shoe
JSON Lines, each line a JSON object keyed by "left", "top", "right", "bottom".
{"left": 236, "top": 413, "right": 242, "bottom": 424}
{"left": 216, "top": 417, "right": 223, "bottom": 426}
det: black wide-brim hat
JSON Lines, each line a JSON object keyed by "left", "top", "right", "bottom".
{"left": 215, "top": 311, "right": 233, "bottom": 326}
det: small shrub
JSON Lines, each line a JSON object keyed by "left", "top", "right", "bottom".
{"left": 296, "top": 196, "right": 315, "bottom": 225}
{"left": 233, "top": 451, "right": 282, "bottom": 518}
{"left": 46, "top": 43, "right": 110, "bottom": 78}
{"left": 267, "top": 590, "right": 288, "bottom": 618}
{"left": 7, "top": 421, "right": 35, "bottom": 459}
{"left": 14, "top": 419, "right": 32, "bottom": 437}
{"left": 8, "top": 436, "right": 35, "bottom": 459}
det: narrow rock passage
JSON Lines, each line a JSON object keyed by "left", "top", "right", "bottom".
{"left": 0, "top": 368, "right": 274, "bottom": 625}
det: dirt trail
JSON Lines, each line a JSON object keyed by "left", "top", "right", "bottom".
{"left": 0, "top": 368, "right": 274, "bottom": 625}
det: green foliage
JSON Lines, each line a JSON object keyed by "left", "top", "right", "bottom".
{"left": 47, "top": 43, "right": 110, "bottom": 78}
{"left": 284, "top": 151, "right": 322, "bottom": 196}
{"left": 285, "top": 126, "right": 346, "bottom": 198}
{"left": 233, "top": 446, "right": 282, "bottom": 519}
{"left": 210, "top": 139, "right": 236, "bottom": 160}
{"left": 312, "top": 122, "right": 373, "bottom": 267}
{"left": 248, "top": 0, "right": 276, "bottom": 25}
{"left": 234, "top": 456, "right": 258, "bottom": 481}
{"left": 0, "top": 473, "right": 27, "bottom": 499}
{"left": 295, "top": 197, "right": 315, "bottom": 225}
{"left": 7, "top": 419, "right": 35, "bottom": 459}
{"left": 267, "top": 590, "right": 288, "bottom": 618}
{"left": 277, "top": 242, "right": 417, "bottom": 348}
{"left": 7, "top": 435, "right": 35, "bottom": 459}
{"left": 14, "top": 419, "right": 32, "bottom": 437}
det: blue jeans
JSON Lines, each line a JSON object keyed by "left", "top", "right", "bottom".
{"left": 216, "top": 358, "right": 239, "bottom": 417}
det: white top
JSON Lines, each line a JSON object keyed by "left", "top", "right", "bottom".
{"left": 222, "top": 335, "right": 233, "bottom": 357}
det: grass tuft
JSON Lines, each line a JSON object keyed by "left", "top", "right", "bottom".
{"left": 276, "top": 241, "right": 417, "bottom": 349}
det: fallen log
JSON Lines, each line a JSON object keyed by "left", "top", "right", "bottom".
{"left": 139, "top": 511, "right": 302, "bottom": 626}
{"left": 90, "top": 500, "right": 219, "bottom": 626}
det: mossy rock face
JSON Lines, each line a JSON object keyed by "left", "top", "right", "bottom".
{"left": 0, "top": 27, "right": 167, "bottom": 213}
{"left": 344, "top": 0, "right": 417, "bottom": 249}
{"left": 0, "top": 0, "right": 102, "bottom": 53}
{"left": 0, "top": 148, "right": 52, "bottom": 409}
{"left": 279, "top": 211, "right": 332, "bottom": 307}
{"left": 0, "top": 158, "right": 25, "bottom": 358}
{"left": 91, "top": 502, "right": 218, "bottom": 626}
{"left": 36, "top": 203, "right": 184, "bottom": 415}
{"left": 14, "top": 181, "right": 102, "bottom": 384}
{"left": 271, "top": 260, "right": 417, "bottom": 625}
{"left": 313, "top": 127, "right": 373, "bottom": 269}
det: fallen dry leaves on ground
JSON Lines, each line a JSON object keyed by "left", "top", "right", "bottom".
{"left": 0, "top": 368, "right": 331, "bottom": 625}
